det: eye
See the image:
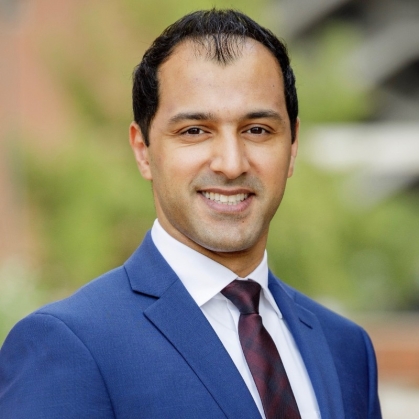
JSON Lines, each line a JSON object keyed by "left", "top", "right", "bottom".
{"left": 246, "top": 126, "right": 269, "bottom": 135}
{"left": 183, "top": 127, "right": 205, "bottom": 135}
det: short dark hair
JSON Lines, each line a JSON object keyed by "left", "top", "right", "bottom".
{"left": 132, "top": 9, "right": 298, "bottom": 145}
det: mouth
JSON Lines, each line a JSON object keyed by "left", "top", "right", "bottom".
{"left": 201, "top": 191, "right": 250, "bottom": 205}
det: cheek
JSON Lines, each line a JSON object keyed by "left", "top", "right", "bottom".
{"left": 151, "top": 148, "right": 200, "bottom": 192}
{"left": 169, "top": 146, "right": 209, "bottom": 174}
{"left": 250, "top": 147, "right": 291, "bottom": 181}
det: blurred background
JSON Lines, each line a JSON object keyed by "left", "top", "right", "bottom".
{"left": 1, "top": 0, "right": 418, "bottom": 416}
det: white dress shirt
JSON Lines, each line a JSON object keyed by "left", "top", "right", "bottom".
{"left": 151, "top": 220, "right": 321, "bottom": 419}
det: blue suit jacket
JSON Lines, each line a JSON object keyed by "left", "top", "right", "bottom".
{"left": 0, "top": 232, "right": 381, "bottom": 418}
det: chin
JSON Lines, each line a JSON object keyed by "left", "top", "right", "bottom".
{"left": 194, "top": 232, "right": 259, "bottom": 254}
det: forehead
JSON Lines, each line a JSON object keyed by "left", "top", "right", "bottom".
{"left": 161, "top": 36, "right": 281, "bottom": 72}
{"left": 156, "top": 38, "right": 285, "bottom": 103}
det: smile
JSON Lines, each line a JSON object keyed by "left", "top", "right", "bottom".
{"left": 202, "top": 192, "right": 249, "bottom": 205}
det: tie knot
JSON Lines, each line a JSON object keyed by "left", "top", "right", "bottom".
{"left": 221, "top": 280, "right": 261, "bottom": 314}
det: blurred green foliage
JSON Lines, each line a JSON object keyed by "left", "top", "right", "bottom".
{"left": 268, "top": 162, "right": 419, "bottom": 311}
{"left": 24, "top": 129, "right": 155, "bottom": 292}
{"left": 2, "top": 0, "right": 419, "bottom": 343}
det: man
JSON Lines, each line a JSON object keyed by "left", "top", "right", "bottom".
{"left": 0, "top": 9, "right": 381, "bottom": 419}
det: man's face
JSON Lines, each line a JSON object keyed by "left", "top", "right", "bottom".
{"left": 131, "top": 39, "right": 298, "bottom": 260}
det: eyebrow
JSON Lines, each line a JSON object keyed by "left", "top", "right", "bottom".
{"left": 169, "top": 112, "right": 216, "bottom": 124}
{"left": 168, "top": 109, "right": 285, "bottom": 124}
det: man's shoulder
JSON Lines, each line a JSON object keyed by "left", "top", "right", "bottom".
{"left": 8, "top": 232, "right": 167, "bottom": 340}
{"left": 33, "top": 232, "right": 159, "bottom": 321}
{"left": 2, "top": 258, "right": 155, "bottom": 360}
{"left": 39, "top": 265, "right": 127, "bottom": 313}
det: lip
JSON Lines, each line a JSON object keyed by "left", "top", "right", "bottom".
{"left": 198, "top": 189, "right": 254, "bottom": 213}
{"left": 199, "top": 187, "right": 254, "bottom": 195}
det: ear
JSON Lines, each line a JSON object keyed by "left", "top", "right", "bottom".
{"left": 129, "top": 122, "right": 153, "bottom": 180}
{"left": 287, "top": 118, "right": 299, "bottom": 178}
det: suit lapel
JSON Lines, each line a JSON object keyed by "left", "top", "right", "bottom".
{"left": 124, "top": 233, "right": 261, "bottom": 419}
{"left": 268, "top": 273, "right": 345, "bottom": 419}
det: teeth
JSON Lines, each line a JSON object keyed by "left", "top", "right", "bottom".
{"left": 202, "top": 192, "right": 249, "bottom": 205}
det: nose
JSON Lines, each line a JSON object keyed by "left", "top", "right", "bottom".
{"left": 209, "top": 132, "right": 250, "bottom": 179}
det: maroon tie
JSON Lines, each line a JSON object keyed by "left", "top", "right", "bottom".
{"left": 222, "top": 280, "right": 301, "bottom": 419}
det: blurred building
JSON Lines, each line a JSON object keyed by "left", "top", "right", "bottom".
{"left": 276, "top": 0, "right": 419, "bottom": 203}
{"left": 279, "top": 0, "right": 419, "bottom": 123}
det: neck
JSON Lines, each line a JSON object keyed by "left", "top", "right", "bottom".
{"left": 179, "top": 235, "right": 267, "bottom": 278}
{"left": 207, "top": 248, "right": 265, "bottom": 278}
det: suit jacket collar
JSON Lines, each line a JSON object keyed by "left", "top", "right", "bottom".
{"left": 124, "top": 233, "right": 345, "bottom": 419}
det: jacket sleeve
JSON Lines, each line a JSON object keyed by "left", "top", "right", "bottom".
{"left": 0, "top": 313, "right": 115, "bottom": 419}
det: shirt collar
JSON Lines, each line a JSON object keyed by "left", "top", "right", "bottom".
{"left": 151, "top": 219, "right": 281, "bottom": 317}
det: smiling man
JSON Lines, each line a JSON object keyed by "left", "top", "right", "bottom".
{"left": 0, "top": 9, "right": 381, "bottom": 419}
{"left": 130, "top": 34, "right": 297, "bottom": 276}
